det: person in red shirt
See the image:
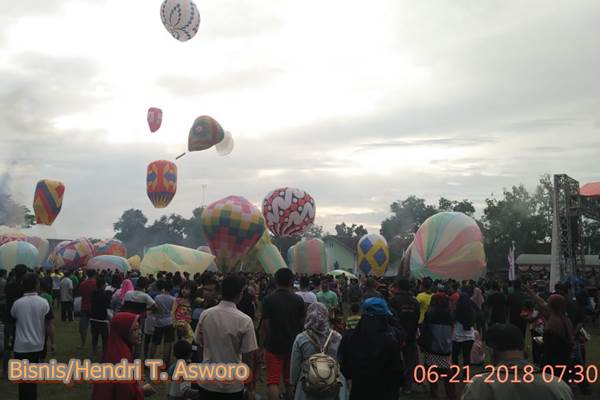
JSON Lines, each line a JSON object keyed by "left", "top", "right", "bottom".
{"left": 78, "top": 269, "right": 97, "bottom": 350}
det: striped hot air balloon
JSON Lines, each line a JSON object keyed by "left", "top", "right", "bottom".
{"left": 147, "top": 160, "right": 177, "bottom": 208}
{"left": 33, "top": 179, "right": 65, "bottom": 225}
{"left": 410, "top": 212, "right": 486, "bottom": 281}
{"left": 86, "top": 255, "right": 130, "bottom": 273}
{"left": 291, "top": 239, "right": 327, "bottom": 275}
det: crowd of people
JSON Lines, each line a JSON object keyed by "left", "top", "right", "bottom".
{"left": 0, "top": 263, "right": 598, "bottom": 400}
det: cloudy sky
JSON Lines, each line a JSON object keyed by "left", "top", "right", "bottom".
{"left": 1, "top": 0, "right": 599, "bottom": 240}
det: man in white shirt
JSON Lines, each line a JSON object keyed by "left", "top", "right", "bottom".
{"left": 11, "top": 273, "right": 54, "bottom": 400}
{"left": 295, "top": 276, "right": 317, "bottom": 306}
{"left": 59, "top": 271, "right": 74, "bottom": 322}
{"left": 194, "top": 274, "right": 258, "bottom": 399}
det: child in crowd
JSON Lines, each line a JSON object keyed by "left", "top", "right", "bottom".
{"left": 172, "top": 281, "right": 196, "bottom": 343}
{"left": 346, "top": 303, "right": 361, "bottom": 330}
{"left": 168, "top": 340, "right": 200, "bottom": 400}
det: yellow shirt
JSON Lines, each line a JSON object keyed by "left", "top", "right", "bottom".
{"left": 416, "top": 292, "right": 432, "bottom": 324}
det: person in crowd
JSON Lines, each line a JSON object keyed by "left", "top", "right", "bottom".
{"left": 105, "top": 274, "right": 121, "bottom": 298}
{"left": 2, "top": 264, "right": 27, "bottom": 378}
{"left": 194, "top": 274, "right": 258, "bottom": 399}
{"left": 418, "top": 293, "right": 455, "bottom": 399}
{"left": 290, "top": 302, "right": 347, "bottom": 400}
{"left": 50, "top": 269, "right": 62, "bottom": 309}
{"left": 39, "top": 279, "right": 53, "bottom": 308}
{"left": 486, "top": 281, "right": 507, "bottom": 325}
{"left": 261, "top": 268, "right": 306, "bottom": 400}
{"left": 452, "top": 293, "right": 476, "bottom": 366}
{"left": 59, "top": 270, "right": 74, "bottom": 322}
{"left": 416, "top": 278, "right": 433, "bottom": 325}
{"left": 78, "top": 269, "right": 97, "bottom": 349}
{"left": 191, "top": 277, "right": 219, "bottom": 331}
{"left": 122, "top": 277, "right": 156, "bottom": 315}
{"left": 362, "top": 278, "right": 383, "bottom": 301}
{"left": 167, "top": 340, "right": 200, "bottom": 400}
{"left": 172, "top": 280, "right": 197, "bottom": 343}
{"left": 389, "top": 277, "right": 420, "bottom": 395}
{"left": 150, "top": 279, "right": 175, "bottom": 365}
{"left": 91, "top": 312, "right": 156, "bottom": 399}
{"left": 469, "top": 329, "right": 485, "bottom": 368}
{"left": 11, "top": 273, "right": 55, "bottom": 400}
{"left": 462, "top": 323, "right": 574, "bottom": 400}
{"left": 316, "top": 280, "right": 339, "bottom": 312}
{"left": 345, "top": 303, "right": 361, "bottom": 331}
{"left": 338, "top": 297, "right": 404, "bottom": 400}
{"left": 90, "top": 276, "right": 111, "bottom": 359}
{"left": 296, "top": 276, "right": 318, "bottom": 307}
{"left": 111, "top": 278, "right": 134, "bottom": 313}
{"left": 541, "top": 295, "right": 576, "bottom": 370}
{"left": 347, "top": 279, "right": 361, "bottom": 305}
{"left": 507, "top": 280, "right": 528, "bottom": 339}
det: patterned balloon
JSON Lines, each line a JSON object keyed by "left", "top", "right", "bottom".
{"left": 33, "top": 179, "right": 65, "bottom": 225}
{"left": 160, "top": 0, "right": 200, "bottom": 42}
{"left": 147, "top": 107, "right": 163, "bottom": 133}
{"left": 140, "top": 244, "right": 214, "bottom": 276}
{"left": 202, "top": 196, "right": 265, "bottom": 273}
{"left": 0, "top": 234, "right": 26, "bottom": 247}
{"left": 94, "top": 239, "right": 127, "bottom": 257}
{"left": 410, "top": 212, "right": 486, "bottom": 280}
{"left": 357, "top": 233, "right": 390, "bottom": 277}
{"left": 291, "top": 239, "right": 327, "bottom": 275}
{"left": 262, "top": 188, "right": 316, "bottom": 237}
{"left": 86, "top": 255, "right": 130, "bottom": 273}
{"left": 0, "top": 241, "right": 39, "bottom": 271}
{"left": 147, "top": 160, "right": 177, "bottom": 208}
{"left": 188, "top": 116, "right": 225, "bottom": 152}
{"left": 48, "top": 238, "right": 95, "bottom": 269}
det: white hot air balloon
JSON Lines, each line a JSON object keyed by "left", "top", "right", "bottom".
{"left": 160, "top": 0, "right": 201, "bottom": 42}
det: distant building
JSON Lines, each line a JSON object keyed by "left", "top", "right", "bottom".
{"left": 516, "top": 254, "right": 600, "bottom": 278}
{"left": 322, "top": 236, "right": 356, "bottom": 272}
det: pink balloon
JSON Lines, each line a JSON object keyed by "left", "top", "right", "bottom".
{"left": 147, "top": 107, "right": 163, "bottom": 133}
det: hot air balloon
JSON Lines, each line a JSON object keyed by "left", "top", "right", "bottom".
{"left": 202, "top": 196, "right": 265, "bottom": 273}
{"left": 410, "top": 212, "right": 486, "bottom": 281}
{"left": 48, "top": 238, "right": 95, "bottom": 269}
{"left": 188, "top": 116, "right": 225, "bottom": 152}
{"left": 291, "top": 239, "right": 327, "bottom": 275}
{"left": 357, "top": 233, "right": 390, "bottom": 277}
{"left": 86, "top": 255, "right": 130, "bottom": 273}
{"left": 215, "top": 130, "right": 234, "bottom": 156}
{"left": 94, "top": 239, "right": 127, "bottom": 257}
{"left": 140, "top": 244, "right": 214, "bottom": 276}
{"left": 0, "top": 234, "right": 26, "bottom": 247}
{"left": 263, "top": 188, "right": 316, "bottom": 237}
{"left": 33, "top": 179, "right": 65, "bottom": 225}
{"left": 0, "top": 241, "right": 39, "bottom": 271}
{"left": 147, "top": 107, "right": 163, "bottom": 133}
{"left": 160, "top": 0, "right": 200, "bottom": 42}
{"left": 25, "top": 236, "right": 50, "bottom": 264}
{"left": 256, "top": 244, "right": 287, "bottom": 274}
{"left": 147, "top": 160, "right": 177, "bottom": 208}
{"left": 128, "top": 255, "right": 141, "bottom": 271}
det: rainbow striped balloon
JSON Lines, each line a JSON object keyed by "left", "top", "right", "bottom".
{"left": 256, "top": 244, "right": 287, "bottom": 274}
{"left": 0, "top": 241, "right": 39, "bottom": 271}
{"left": 291, "top": 239, "right": 327, "bottom": 275}
{"left": 410, "top": 212, "right": 486, "bottom": 280}
{"left": 357, "top": 233, "right": 390, "bottom": 277}
{"left": 33, "top": 179, "right": 65, "bottom": 225}
{"left": 202, "top": 196, "right": 265, "bottom": 273}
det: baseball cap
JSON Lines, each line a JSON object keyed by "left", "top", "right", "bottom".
{"left": 362, "top": 297, "right": 392, "bottom": 316}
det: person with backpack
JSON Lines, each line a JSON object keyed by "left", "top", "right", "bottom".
{"left": 338, "top": 297, "right": 404, "bottom": 400}
{"left": 290, "top": 302, "right": 347, "bottom": 400}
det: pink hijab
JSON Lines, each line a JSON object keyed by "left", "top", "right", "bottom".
{"left": 117, "top": 279, "right": 134, "bottom": 301}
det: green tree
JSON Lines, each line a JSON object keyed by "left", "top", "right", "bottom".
{"left": 113, "top": 209, "right": 148, "bottom": 256}
{"left": 304, "top": 224, "right": 325, "bottom": 239}
{"left": 146, "top": 214, "right": 187, "bottom": 246}
{"left": 380, "top": 195, "right": 438, "bottom": 241}
{"left": 183, "top": 207, "right": 207, "bottom": 248}
{"left": 0, "top": 193, "right": 34, "bottom": 228}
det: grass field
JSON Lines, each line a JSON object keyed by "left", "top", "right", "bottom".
{"left": 1, "top": 316, "right": 599, "bottom": 399}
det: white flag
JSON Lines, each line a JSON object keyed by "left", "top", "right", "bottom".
{"left": 508, "top": 244, "right": 516, "bottom": 281}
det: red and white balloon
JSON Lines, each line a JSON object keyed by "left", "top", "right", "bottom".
{"left": 262, "top": 188, "right": 316, "bottom": 237}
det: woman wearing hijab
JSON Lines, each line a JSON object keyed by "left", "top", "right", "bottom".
{"left": 542, "top": 294, "right": 574, "bottom": 369}
{"left": 91, "top": 312, "right": 156, "bottom": 399}
{"left": 111, "top": 279, "right": 134, "bottom": 313}
{"left": 290, "top": 302, "right": 348, "bottom": 400}
{"left": 338, "top": 298, "right": 403, "bottom": 400}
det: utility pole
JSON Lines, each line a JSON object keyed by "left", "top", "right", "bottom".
{"left": 202, "top": 185, "right": 207, "bottom": 207}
